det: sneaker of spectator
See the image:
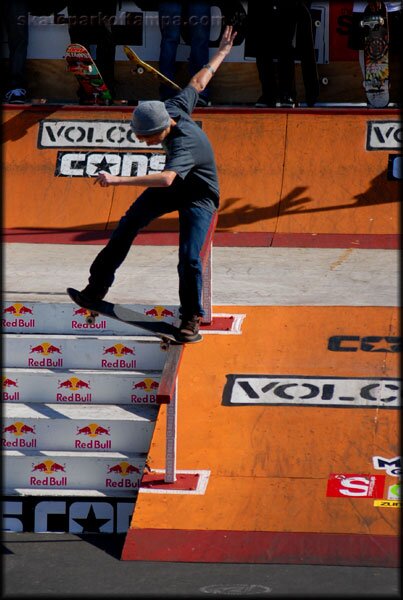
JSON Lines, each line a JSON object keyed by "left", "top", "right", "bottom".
{"left": 4, "top": 88, "right": 27, "bottom": 103}
{"left": 279, "top": 95, "right": 296, "bottom": 108}
{"left": 255, "top": 95, "right": 276, "bottom": 108}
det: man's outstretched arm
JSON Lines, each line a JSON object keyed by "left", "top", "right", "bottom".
{"left": 189, "top": 25, "right": 237, "bottom": 94}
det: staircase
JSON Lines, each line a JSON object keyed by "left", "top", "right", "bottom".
{"left": 2, "top": 300, "right": 179, "bottom": 534}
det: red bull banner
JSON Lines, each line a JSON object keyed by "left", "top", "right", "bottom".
{"left": 4, "top": 335, "right": 166, "bottom": 371}
{"left": 3, "top": 370, "right": 162, "bottom": 404}
{"left": 3, "top": 302, "right": 178, "bottom": 335}
{"left": 4, "top": 453, "right": 146, "bottom": 491}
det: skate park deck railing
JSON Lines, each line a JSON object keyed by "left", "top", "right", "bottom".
{"left": 156, "top": 210, "right": 217, "bottom": 482}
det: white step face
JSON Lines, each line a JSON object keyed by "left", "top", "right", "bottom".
{"left": 4, "top": 450, "right": 146, "bottom": 493}
{"left": 3, "top": 368, "right": 162, "bottom": 405}
{"left": 3, "top": 403, "right": 159, "bottom": 453}
{"left": 2, "top": 301, "right": 178, "bottom": 335}
{"left": 4, "top": 334, "right": 166, "bottom": 371}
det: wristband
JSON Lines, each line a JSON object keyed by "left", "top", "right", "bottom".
{"left": 203, "top": 63, "right": 216, "bottom": 75}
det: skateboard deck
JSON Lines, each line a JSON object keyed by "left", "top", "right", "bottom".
{"left": 67, "top": 288, "right": 202, "bottom": 346}
{"left": 65, "top": 43, "right": 113, "bottom": 105}
{"left": 123, "top": 46, "right": 181, "bottom": 92}
{"left": 360, "top": 2, "right": 389, "bottom": 108}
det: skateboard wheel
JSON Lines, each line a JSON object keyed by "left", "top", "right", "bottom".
{"left": 315, "top": 20, "right": 321, "bottom": 27}
{"left": 85, "top": 312, "right": 98, "bottom": 325}
{"left": 136, "top": 66, "right": 145, "bottom": 75}
{"left": 321, "top": 77, "right": 329, "bottom": 86}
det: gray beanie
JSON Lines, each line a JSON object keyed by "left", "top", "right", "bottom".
{"left": 131, "top": 101, "right": 171, "bottom": 135}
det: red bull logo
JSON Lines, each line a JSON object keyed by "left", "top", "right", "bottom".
{"left": 71, "top": 307, "right": 107, "bottom": 331}
{"left": 3, "top": 303, "right": 35, "bottom": 328}
{"left": 101, "top": 344, "right": 136, "bottom": 369}
{"left": 131, "top": 378, "right": 159, "bottom": 404}
{"left": 28, "top": 342, "right": 63, "bottom": 368}
{"left": 144, "top": 305, "right": 176, "bottom": 320}
{"left": 2, "top": 377, "right": 19, "bottom": 401}
{"left": 2, "top": 421, "right": 37, "bottom": 448}
{"left": 75, "top": 422, "right": 111, "bottom": 449}
{"left": 57, "top": 377, "right": 92, "bottom": 403}
{"left": 30, "top": 459, "right": 67, "bottom": 487}
{"left": 105, "top": 461, "right": 141, "bottom": 489}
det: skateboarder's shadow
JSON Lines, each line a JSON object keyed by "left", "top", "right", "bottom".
{"left": 217, "top": 169, "right": 397, "bottom": 229}
{"left": 217, "top": 186, "right": 311, "bottom": 229}
{"left": 70, "top": 169, "right": 396, "bottom": 238}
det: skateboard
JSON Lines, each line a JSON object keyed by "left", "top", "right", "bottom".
{"left": 123, "top": 46, "right": 181, "bottom": 92}
{"left": 360, "top": 1, "right": 389, "bottom": 108}
{"left": 67, "top": 288, "right": 202, "bottom": 348}
{"left": 65, "top": 44, "right": 113, "bottom": 105}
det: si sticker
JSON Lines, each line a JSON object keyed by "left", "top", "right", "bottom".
{"left": 326, "top": 474, "right": 385, "bottom": 498}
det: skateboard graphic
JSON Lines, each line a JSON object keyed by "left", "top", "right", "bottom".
{"left": 123, "top": 46, "right": 181, "bottom": 92}
{"left": 65, "top": 44, "right": 113, "bottom": 105}
{"left": 360, "top": 1, "right": 389, "bottom": 108}
{"left": 67, "top": 288, "right": 202, "bottom": 347}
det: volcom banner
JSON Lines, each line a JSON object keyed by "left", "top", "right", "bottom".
{"left": 225, "top": 375, "right": 400, "bottom": 408}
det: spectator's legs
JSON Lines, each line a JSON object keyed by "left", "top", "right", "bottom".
{"left": 67, "top": 1, "right": 116, "bottom": 97}
{"left": 277, "top": 0, "right": 298, "bottom": 103}
{"left": 1, "top": 0, "right": 29, "bottom": 96}
{"left": 253, "top": 1, "right": 278, "bottom": 105}
{"left": 158, "top": 1, "right": 182, "bottom": 100}
{"left": 296, "top": 1, "right": 319, "bottom": 106}
{"left": 187, "top": 2, "right": 211, "bottom": 102}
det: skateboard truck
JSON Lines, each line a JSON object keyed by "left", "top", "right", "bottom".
{"left": 360, "top": 15, "right": 385, "bottom": 29}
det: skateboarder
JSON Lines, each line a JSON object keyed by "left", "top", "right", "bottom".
{"left": 77, "top": 25, "right": 237, "bottom": 343}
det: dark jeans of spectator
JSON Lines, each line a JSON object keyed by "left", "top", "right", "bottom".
{"left": 252, "top": 0, "right": 299, "bottom": 103}
{"left": 158, "top": 1, "right": 211, "bottom": 100}
{"left": 1, "top": 0, "right": 29, "bottom": 91}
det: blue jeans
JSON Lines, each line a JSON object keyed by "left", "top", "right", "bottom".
{"left": 158, "top": 1, "right": 211, "bottom": 100}
{"left": 88, "top": 186, "right": 216, "bottom": 318}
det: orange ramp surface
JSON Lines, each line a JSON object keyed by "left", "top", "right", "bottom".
{"left": 2, "top": 107, "right": 400, "bottom": 248}
{"left": 123, "top": 306, "right": 400, "bottom": 566}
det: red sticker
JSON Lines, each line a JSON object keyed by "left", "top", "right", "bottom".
{"left": 327, "top": 473, "right": 386, "bottom": 498}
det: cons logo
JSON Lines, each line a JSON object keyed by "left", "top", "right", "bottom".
{"left": 55, "top": 151, "right": 166, "bottom": 178}
{"left": 328, "top": 336, "right": 400, "bottom": 352}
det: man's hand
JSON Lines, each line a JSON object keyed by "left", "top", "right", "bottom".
{"left": 95, "top": 172, "right": 119, "bottom": 187}
{"left": 189, "top": 25, "right": 237, "bottom": 92}
{"left": 218, "top": 25, "right": 237, "bottom": 57}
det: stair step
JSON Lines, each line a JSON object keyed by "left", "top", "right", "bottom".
{"left": 3, "top": 368, "right": 162, "bottom": 405}
{"left": 3, "top": 403, "right": 159, "bottom": 453}
{"left": 4, "top": 333, "right": 166, "bottom": 370}
{"left": 4, "top": 450, "right": 146, "bottom": 492}
{"left": 2, "top": 300, "right": 178, "bottom": 335}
